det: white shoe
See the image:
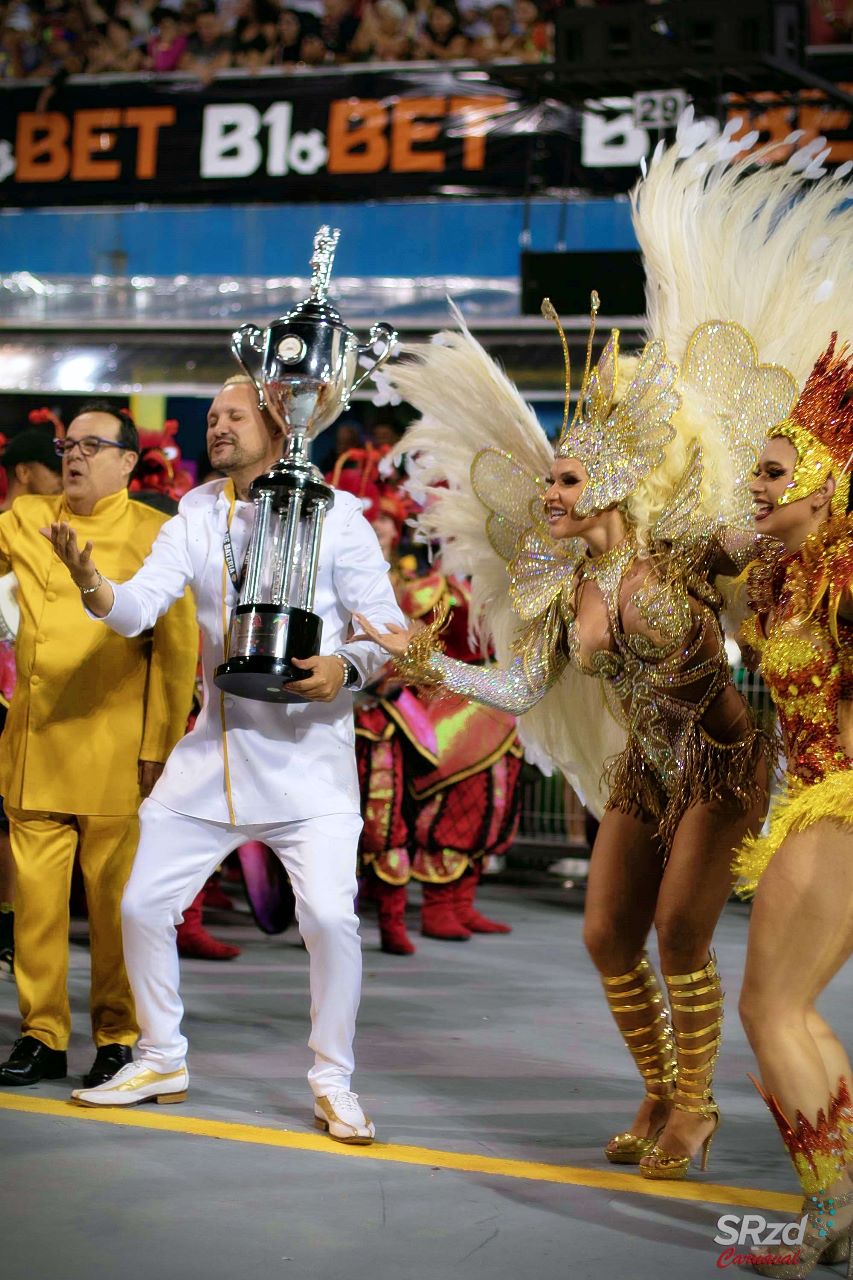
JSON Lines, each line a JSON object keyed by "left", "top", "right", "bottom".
{"left": 71, "top": 1061, "right": 188, "bottom": 1108}
{"left": 314, "top": 1089, "right": 375, "bottom": 1145}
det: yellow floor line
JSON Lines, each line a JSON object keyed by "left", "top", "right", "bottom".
{"left": 0, "top": 1092, "right": 799, "bottom": 1213}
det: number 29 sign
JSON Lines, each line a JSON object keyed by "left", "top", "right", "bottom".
{"left": 633, "top": 90, "right": 689, "bottom": 129}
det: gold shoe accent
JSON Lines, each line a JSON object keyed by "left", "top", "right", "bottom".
{"left": 604, "top": 1130, "right": 664, "bottom": 1165}
{"left": 601, "top": 954, "right": 676, "bottom": 1164}
{"left": 73, "top": 1088, "right": 188, "bottom": 1108}
{"left": 70, "top": 1064, "right": 189, "bottom": 1108}
{"left": 313, "top": 1092, "right": 376, "bottom": 1145}
{"left": 312, "top": 1114, "right": 375, "bottom": 1146}
{"left": 750, "top": 1191, "right": 853, "bottom": 1278}
{"left": 639, "top": 1111, "right": 720, "bottom": 1180}
{"left": 819, "top": 1231, "right": 851, "bottom": 1267}
{"left": 748, "top": 1077, "right": 853, "bottom": 1274}
{"left": 639, "top": 953, "right": 723, "bottom": 1181}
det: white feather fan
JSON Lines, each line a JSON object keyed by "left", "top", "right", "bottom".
{"left": 390, "top": 316, "right": 626, "bottom": 816}
{"left": 633, "top": 112, "right": 853, "bottom": 385}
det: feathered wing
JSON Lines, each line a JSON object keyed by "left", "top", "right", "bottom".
{"left": 390, "top": 320, "right": 553, "bottom": 640}
{"left": 389, "top": 317, "right": 626, "bottom": 816}
{"left": 680, "top": 322, "right": 798, "bottom": 530}
{"left": 631, "top": 118, "right": 851, "bottom": 531}
{"left": 650, "top": 440, "right": 706, "bottom": 544}
{"left": 632, "top": 114, "right": 853, "bottom": 384}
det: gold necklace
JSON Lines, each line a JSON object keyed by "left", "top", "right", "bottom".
{"left": 579, "top": 535, "right": 636, "bottom": 585}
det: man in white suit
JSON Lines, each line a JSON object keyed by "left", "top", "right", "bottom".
{"left": 44, "top": 377, "right": 406, "bottom": 1143}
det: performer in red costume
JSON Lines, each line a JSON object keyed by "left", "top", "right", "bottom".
{"left": 340, "top": 452, "right": 522, "bottom": 956}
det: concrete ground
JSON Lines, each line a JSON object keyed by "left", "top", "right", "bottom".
{"left": 0, "top": 874, "right": 849, "bottom": 1280}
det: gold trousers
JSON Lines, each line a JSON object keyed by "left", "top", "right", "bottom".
{"left": 7, "top": 808, "right": 139, "bottom": 1051}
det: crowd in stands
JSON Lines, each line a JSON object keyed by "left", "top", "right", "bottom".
{"left": 2, "top": 0, "right": 848, "bottom": 83}
{"left": 0, "top": 0, "right": 557, "bottom": 79}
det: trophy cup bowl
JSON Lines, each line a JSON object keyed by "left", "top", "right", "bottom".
{"left": 214, "top": 227, "right": 397, "bottom": 703}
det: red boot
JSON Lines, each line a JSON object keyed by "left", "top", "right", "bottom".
{"left": 177, "top": 891, "right": 241, "bottom": 960}
{"left": 373, "top": 879, "right": 416, "bottom": 956}
{"left": 202, "top": 875, "right": 235, "bottom": 912}
{"left": 420, "top": 881, "right": 471, "bottom": 941}
{"left": 454, "top": 865, "right": 512, "bottom": 934}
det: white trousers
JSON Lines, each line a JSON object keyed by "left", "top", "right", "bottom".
{"left": 121, "top": 798, "right": 363, "bottom": 1095}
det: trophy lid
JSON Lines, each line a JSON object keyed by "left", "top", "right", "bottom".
{"left": 283, "top": 225, "right": 346, "bottom": 328}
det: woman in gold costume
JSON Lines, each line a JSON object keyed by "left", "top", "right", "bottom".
{"left": 358, "top": 121, "right": 852, "bottom": 1184}
{"left": 733, "top": 340, "right": 853, "bottom": 1277}
{"left": 356, "top": 299, "right": 797, "bottom": 1180}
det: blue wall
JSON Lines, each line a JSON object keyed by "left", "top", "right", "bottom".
{"left": 1, "top": 198, "right": 636, "bottom": 277}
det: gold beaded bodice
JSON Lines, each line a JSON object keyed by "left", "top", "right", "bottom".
{"left": 744, "top": 515, "right": 853, "bottom": 786}
{"left": 401, "top": 532, "right": 747, "bottom": 798}
{"left": 563, "top": 538, "right": 733, "bottom": 792}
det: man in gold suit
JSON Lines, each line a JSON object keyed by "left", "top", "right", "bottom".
{"left": 0, "top": 403, "right": 197, "bottom": 1091}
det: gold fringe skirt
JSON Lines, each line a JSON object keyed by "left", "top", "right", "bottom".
{"left": 605, "top": 721, "right": 776, "bottom": 860}
{"left": 733, "top": 768, "right": 853, "bottom": 898}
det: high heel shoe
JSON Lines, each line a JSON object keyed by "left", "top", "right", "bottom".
{"left": 605, "top": 1122, "right": 666, "bottom": 1164}
{"left": 640, "top": 1107, "right": 720, "bottom": 1180}
{"left": 750, "top": 1191, "right": 853, "bottom": 1277}
{"left": 600, "top": 955, "right": 676, "bottom": 1165}
{"left": 605, "top": 1105, "right": 670, "bottom": 1165}
{"left": 639, "top": 953, "right": 723, "bottom": 1181}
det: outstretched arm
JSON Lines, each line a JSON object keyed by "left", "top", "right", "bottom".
{"left": 42, "top": 514, "right": 194, "bottom": 636}
{"left": 42, "top": 521, "right": 115, "bottom": 615}
{"left": 353, "top": 611, "right": 555, "bottom": 715}
{"left": 709, "top": 528, "right": 781, "bottom": 581}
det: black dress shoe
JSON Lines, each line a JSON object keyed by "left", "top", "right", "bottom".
{"left": 83, "top": 1043, "right": 134, "bottom": 1089}
{"left": 0, "top": 1036, "right": 67, "bottom": 1085}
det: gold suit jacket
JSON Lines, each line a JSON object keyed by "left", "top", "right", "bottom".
{"left": 0, "top": 488, "right": 197, "bottom": 815}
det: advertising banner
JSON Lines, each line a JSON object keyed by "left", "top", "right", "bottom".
{"left": 0, "top": 68, "right": 850, "bottom": 208}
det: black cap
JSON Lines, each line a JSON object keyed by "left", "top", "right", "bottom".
{"left": 2, "top": 430, "right": 62, "bottom": 474}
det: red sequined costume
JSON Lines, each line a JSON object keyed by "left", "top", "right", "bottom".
{"left": 356, "top": 569, "right": 523, "bottom": 954}
{"left": 732, "top": 339, "right": 853, "bottom": 1267}
{"left": 734, "top": 347, "right": 853, "bottom": 897}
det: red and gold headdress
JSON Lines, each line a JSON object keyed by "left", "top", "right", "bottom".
{"left": 772, "top": 335, "right": 853, "bottom": 516}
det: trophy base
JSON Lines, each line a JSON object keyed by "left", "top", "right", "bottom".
{"left": 214, "top": 604, "right": 322, "bottom": 703}
{"left": 214, "top": 655, "right": 312, "bottom": 704}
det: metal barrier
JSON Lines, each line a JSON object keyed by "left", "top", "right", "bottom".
{"left": 514, "top": 763, "right": 589, "bottom": 856}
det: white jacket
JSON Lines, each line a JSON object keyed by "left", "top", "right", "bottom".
{"left": 98, "top": 478, "right": 405, "bottom": 824}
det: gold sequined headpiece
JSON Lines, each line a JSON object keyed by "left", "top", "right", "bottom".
{"left": 545, "top": 292, "right": 681, "bottom": 517}
{"left": 771, "top": 334, "right": 853, "bottom": 516}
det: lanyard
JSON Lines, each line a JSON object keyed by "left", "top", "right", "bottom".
{"left": 223, "top": 528, "right": 244, "bottom": 592}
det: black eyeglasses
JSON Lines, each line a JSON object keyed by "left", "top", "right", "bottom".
{"left": 54, "top": 436, "right": 127, "bottom": 459}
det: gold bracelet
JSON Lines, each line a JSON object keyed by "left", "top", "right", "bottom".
{"left": 79, "top": 572, "right": 104, "bottom": 596}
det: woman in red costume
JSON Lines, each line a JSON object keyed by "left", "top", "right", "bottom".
{"left": 733, "top": 339, "right": 853, "bottom": 1277}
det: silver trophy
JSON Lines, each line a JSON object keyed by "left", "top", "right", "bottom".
{"left": 214, "top": 226, "right": 397, "bottom": 703}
